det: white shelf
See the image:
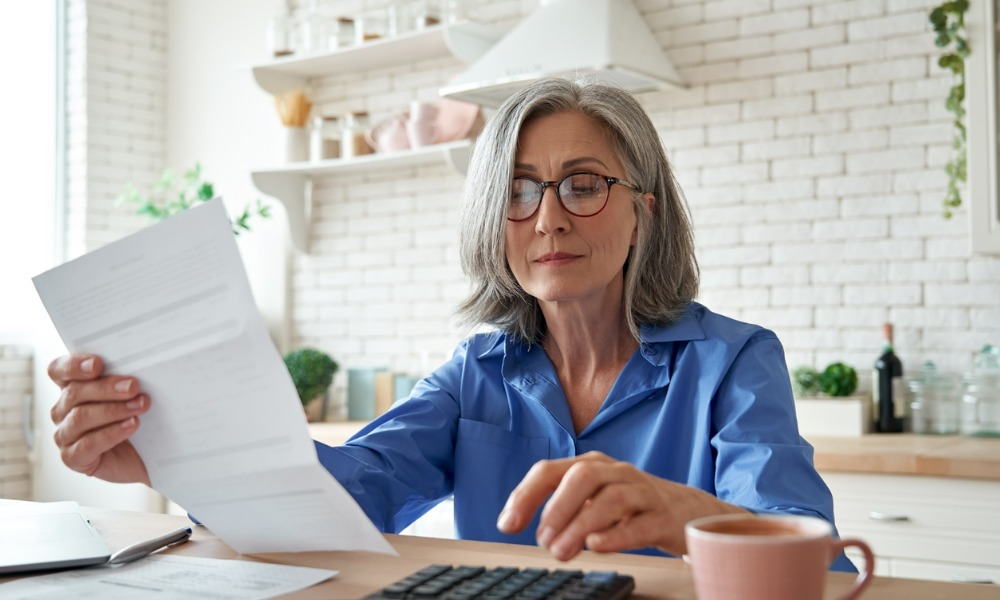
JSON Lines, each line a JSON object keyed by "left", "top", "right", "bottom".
{"left": 252, "top": 21, "right": 502, "bottom": 94}
{"left": 251, "top": 140, "right": 473, "bottom": 253}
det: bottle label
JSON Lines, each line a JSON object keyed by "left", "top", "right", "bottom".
{"left": 892, "top": 377, "right": 906, "bottom": 420}
{"left": 871, "top": 370, "right": 880, "bottom": 423}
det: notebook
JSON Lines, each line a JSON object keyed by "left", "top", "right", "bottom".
{"left": 0, "top": 500, "right": 111, "bottom": 574}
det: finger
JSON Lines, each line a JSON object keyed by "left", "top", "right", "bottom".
{"left": 497, "top": 458, "right": 576, "bottom": 534}
{"left": 497, "top": 453, "right": 612, "bottom": 535}
{"left": 539, "top": 463, "right": 638, "bottom": 557}
{"left": 54, "top": 395, "right": 149, "bottom": 450}
{"left": 48, "top": 355, "right": 104, "bottom": 388}
{"left": 50, "top": 376, "right": 140, "bottom": 425}
{"left": 60, "top": 414, "right": 142, "bottom": 477}
{"left": 548, "top": 480, "right": 652, "bottom": 558}
{"left": 585, "top": 511, "right": 671, "bottom": 554}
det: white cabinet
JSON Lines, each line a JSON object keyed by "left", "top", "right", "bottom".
{"left": 823, "top": 471, "right": 1000, "bottom": 584}
{"left": 248, "top": 22, "right": 501, "bottom": 253}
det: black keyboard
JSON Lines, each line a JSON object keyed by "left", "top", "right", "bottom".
{"left": 364, "top": 564, "right": 635, "bottom": 599}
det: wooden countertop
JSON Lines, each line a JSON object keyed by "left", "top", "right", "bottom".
{"left": 310, "top": 423, "right": 1000, "bottom": 481}
{"left": 809, "top": 434, "right": 1000, "bottom": 481}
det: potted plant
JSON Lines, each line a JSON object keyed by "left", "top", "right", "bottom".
{"left": 791, "top": 362, "right": 866, "bottom": 436}
{"left": 117, "top": 162, "right": 270, "bottom": 233}
{"left": 283, "top": 347, "right": 339, "bottom": 422}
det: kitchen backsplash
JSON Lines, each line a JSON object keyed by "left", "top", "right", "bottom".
{"left": 67, "top": 0, "right": 999, "bottom": 394}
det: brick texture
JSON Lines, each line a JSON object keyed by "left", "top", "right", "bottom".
{"left": 74, "top": 0, "right": 1000, "bottom": 392}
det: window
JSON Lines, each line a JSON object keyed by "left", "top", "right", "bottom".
{"left": 966, "top": 0, "right": 1000, "bottom": 253}
{"left": 0, "top": 0, "right": 61, "bottom": 342}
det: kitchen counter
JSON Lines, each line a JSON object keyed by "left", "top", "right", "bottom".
{"left": 310, "top": 423, "right": 1000, "bottom": 481}
{"left": 809, "top": 434, "right": 1000, "bottom": 481}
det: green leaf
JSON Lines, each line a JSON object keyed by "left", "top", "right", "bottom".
{"left": 818, "top": 362, "right": 858, "bottom": 397}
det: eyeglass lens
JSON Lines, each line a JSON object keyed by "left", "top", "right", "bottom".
{"left": 508, "top": 173, "right": 611, "bottom": 221}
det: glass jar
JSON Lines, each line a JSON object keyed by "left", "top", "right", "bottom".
{"left": 310, "top": 116, "right": 340, "bottom": 161}
{"left": 355, "top": 10, "right": 388, "bottom": 44}
{"left": 342, "top": 111, "right": 373, "bottom": 160}
{"left": 299, "top": 11, "right": 330, "bottom": 54}
{"left": 266, "top": 13, "right": 296, "bottom": 57}
{"left": 906, "top": 361, "right": 961, "bottom": 435}
{"left": 412, "top": 0, "right": 442, "bottom": 29}
{"left": 961, "top": 345, "right": 1000, "bottom": 437}
{"left": 330, "top": 17, "right": 355, "bottom": 50}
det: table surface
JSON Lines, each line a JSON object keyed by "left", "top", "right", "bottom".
{"left": 2, "top": 508, "right": 994, "bottom": 599}
{"left": 310, "top": 423, "right": 1000, "bottom": 481}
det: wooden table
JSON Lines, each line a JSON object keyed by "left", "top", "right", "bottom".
{"left": 2, "top": 508, "right": 994, "bottom": 599}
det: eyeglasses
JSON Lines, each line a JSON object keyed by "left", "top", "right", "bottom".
{"left": 507, "top": 172, "right": 640, "bottom": 222}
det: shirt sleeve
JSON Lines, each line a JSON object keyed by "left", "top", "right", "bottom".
{"left": 312, "top": 341, "right": 469, "bottom": 533}
{"left": 709, "top": 330, "right": 858, "bottom": 573}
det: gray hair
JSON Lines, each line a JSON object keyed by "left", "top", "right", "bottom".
{"left": 457, "top": 78, "right": 699, "bottom": 345}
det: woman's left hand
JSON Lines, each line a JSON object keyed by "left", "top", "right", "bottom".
{"left": 496, "top": 451, "right": 747, "bottom": 560}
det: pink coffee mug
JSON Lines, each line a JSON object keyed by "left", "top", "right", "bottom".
{"left": 685, "top": 514, "right": 874, "bottom": 600}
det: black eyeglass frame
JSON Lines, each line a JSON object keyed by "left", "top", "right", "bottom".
{"left": 506, "top": 172, "right": 641, "bottom": 222}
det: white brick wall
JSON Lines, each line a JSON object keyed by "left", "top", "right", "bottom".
{"left": 68, "top": 0, "right": 999, "bottom": 398}
{"left": 65, "top": 0, "right": 167, "bottom": 259}
{"left": 282, "top": 0, "right": 1000, "bottom": 389}
{"left": 0, "top": 347, "right": 32, "bottom": 500}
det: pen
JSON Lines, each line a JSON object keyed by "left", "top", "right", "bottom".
{"left": 107, "top": 526, "right": 193, "bottom": 566}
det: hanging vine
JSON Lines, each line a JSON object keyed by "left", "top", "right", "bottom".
{"left": 929, "top": 0, "right": 970, "bottom": 218}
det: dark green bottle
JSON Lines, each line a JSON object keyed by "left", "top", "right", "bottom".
{"left": 874, "top": 323, "right": 904, "bottom": 433}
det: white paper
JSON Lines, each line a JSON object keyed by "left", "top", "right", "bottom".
{"left": 0, "top": 554, "right": 337, "bottom": 600}
{"left": 33, "top": 199, "right": 395, "bottom": 555}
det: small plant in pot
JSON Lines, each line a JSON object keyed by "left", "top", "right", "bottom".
{"left": 283, "top": 348, "right": 339, "bottom": 422}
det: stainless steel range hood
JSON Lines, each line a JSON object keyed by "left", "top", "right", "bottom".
{"left": 439, "top": 0, "right": 684, "bottom": 107}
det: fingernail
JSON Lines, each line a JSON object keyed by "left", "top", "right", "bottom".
{"left": 537, "top": 526, "right": 554, "bottom": 549}
{"left": 80, "top": 358, "right": 95, "bottom": 373}
{"left": 120, "top": 416, "right": 136, "bottom": 428}
{"left": 497, "top": 509, "right": 514, "bottom": 532}
{"left": 552, "top": 537, "right": 581, "bottom": 560}
{"left": 115, "top": 379, "right": 134, "bottom": 393}
{"left": 126, "top": 397, "right": 144, "bottom": 410}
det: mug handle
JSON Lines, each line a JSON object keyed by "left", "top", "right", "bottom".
{"left": 831, "top": 538, "right": 875, "bottom": 600}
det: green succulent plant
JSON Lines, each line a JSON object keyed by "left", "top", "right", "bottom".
{"left": 818, "top": 362, "right": 858, "bottom": 397}
{"left": 791, "top": 365, "right": 821, "bottom": 398}
{"left": 283, "top": 348, "right": 339, "bottom": 407}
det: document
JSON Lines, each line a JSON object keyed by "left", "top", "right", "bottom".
{"left": 0, "top": 554, "right": 337, "bottom": 600}
{"left": 33, "top": 199, "right": 395, "bottom": 555}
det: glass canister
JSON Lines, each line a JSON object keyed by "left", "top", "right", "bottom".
{"left": 341, "top": 111, "right": 373, "bottom": 159}
{"left": 330, "top": 17, "right": 356, "bottom": 50}
{"left": 266, "top": 12, "right": 296, "bottom": 57}
{"left": 310, "top": 115, "right": 340, "bottom": 161}
{"left": 961, "top": 345, "right": 1000, "bottom": 437}
{"left": 906, "top": 361, "right": 961, "bottom": 434}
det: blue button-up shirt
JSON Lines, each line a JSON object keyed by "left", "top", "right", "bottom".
{"left": 315, "top": 302, "right": 855, "bottom": 572}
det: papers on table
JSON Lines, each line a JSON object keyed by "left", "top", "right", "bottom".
{"left": 32, "top": 199, "right": 395, "bottom": 555}
{"left": 0, "top": 554, "right": 337, "bottom": 600}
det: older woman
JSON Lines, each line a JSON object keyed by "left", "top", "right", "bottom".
{"left": 47, "top": 78, "right": 853, "bottom": 571}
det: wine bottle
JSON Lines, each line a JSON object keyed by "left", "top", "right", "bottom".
{"left": 873, "top": 323, "right": 905, "bottom": 433}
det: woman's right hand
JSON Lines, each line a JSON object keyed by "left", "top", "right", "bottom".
{"left": 48, "top": 354, "right": 151, "bottom": 486}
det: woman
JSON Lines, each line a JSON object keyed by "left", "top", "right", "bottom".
{"left": 48, "top": 78, "right": 854, "bottom": 571}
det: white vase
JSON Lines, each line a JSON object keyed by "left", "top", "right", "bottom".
{"left": 284, "top": 126, "right": 309, "bottom": 163}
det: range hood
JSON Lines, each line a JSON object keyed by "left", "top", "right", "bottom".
{"left": 439, "top": 0, "right": 684, "bottom": 107}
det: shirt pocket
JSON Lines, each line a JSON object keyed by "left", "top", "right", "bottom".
{"left": 453, "top": 419, "right": 551, "bottom": 542}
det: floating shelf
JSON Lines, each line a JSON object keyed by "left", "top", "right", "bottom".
{"left": 251, "top": 140, "right": 473, "bottom": 253}
{"left": 252, "top": 21, "right": 503, "bottom": 94}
